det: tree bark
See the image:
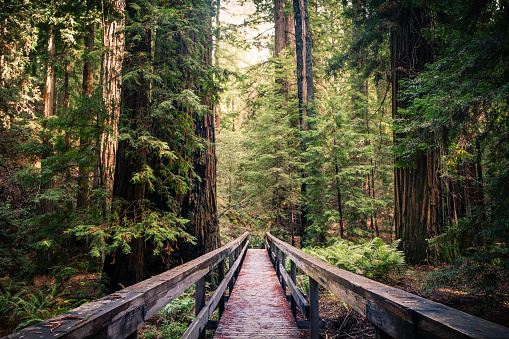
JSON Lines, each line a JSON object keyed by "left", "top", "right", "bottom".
{"left": 79, "top": 0, "right": 95, "bottom": 207}
{"left": 391, "top": 4, "right": 437, "bottom": 263}
{"left": 275, "top": 0, "right": 286, "bottom": 58}
{"left": 293, "top": 0, "right": 306, "bottom": 128}
{"left": 179, "top": 24, "right": 220, "bottom": 262}
{"left": 40, "top": 23, "right": 56, "bottom": 215}
{"left": 179, "top": 105, "right": 220, "bottom": 262}
{"left": 102, "top": 13, "right": 150, "bottom": 292}
{"left": 294, "top": 0, "right": 315, "bottom": 241}
{"left": 97, "top": 0, "right": 125, "bottom": 205}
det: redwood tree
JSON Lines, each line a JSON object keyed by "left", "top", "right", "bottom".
{"left": 391, "top": 3, "right": 437, "bottom": 263}
{"left": 178, "top": 0, "right": 220, "bottom": 262}
{"left": 97, "top": 0, "right": 125, "bottom": 206}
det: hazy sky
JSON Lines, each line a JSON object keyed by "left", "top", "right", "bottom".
{"left": 219, "top": 0, "right": 271, "bottom": 64}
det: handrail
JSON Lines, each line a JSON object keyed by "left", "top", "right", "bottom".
{"left": 265, "top": 232, "right": 509, "bottom": 339}
{"left": 4, "top": 232, "right": 250, "bottom": 339}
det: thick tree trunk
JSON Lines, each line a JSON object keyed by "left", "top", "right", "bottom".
{"left": 274, "top": 0, "right": 286, "bottom": 58}
{"left": 79, "top": 0, "right": 95, "bottom": 207}
{"left": 303, "top": 0, "right": 314, "bottom": 111}
{"left": 102, "top": 18, "right": 150, "bottom": 292}
{"left": 391, "top": 4, "right": 437, "bottom": 263}
{"left": 179, "top": 39, "right": 220, "bottom": 263}
{"left": 40, "top": 23, "right": 56, "bottom": 215}
{"left": 43, "top": 26, "right": 56, "bottom": 119}
{"left": 179, "top": 106, "right": 220, "bottom": 260}
{"left": 97, "top": 0, "right": 125, "bottom": 205}
{"left": 293, "top": 0, "right": 306, "bottom": 128}
{"left": 294, "top": 0, "right": 315, "bottom": 241}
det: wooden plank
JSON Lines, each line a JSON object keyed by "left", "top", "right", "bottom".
{"left": 278, "top": 261, "right": 308, "bottom": 317}
{"left": 213, "top": 249, "right": 304, "bottom": 339}
{"left": 266, "top": 232, "right": 509, "bottom": 339}
{"left": 182, "top": 241, "right": 249, "bottom": 339}
{"left": 3, "top": 233, "right": 249, "bottom": 339}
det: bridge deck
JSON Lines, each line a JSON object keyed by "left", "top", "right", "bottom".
{"left": 214, "top": 249, "right": 305, "bottom": 339}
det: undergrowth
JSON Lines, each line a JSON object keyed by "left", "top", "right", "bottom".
{"left": 303, "top": 237, "right": 405, "bottom": 279}
{"left": 139, "top": 285, "right": 196, "bottom": 339}
{"left": 422, "top": 249, "right": 509, "bottom": 315}
{"left": 0, "top": 279, "right": 89, "bottom": 335}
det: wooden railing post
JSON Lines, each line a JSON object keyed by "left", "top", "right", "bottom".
{"left": 309, "top": 276, "right": 319, "bottom": 339}
{"left": 234, "top": 247, "right": 240, "bottom": 281}
{"left": 195, "top": 277, "right": 206, "bottom": 339}
{"left": 270, "top": 241, "right": 274, "bottom": 263}
{"left": 281, "top": 252, "right": 287, "bottom": 295}
{"left": 375, "top": 327, "right": 392, "bottom": 339}
{"left": 228, "top": 252, "right": 234, "bottom": 295}
{"left": 275, "top": 248, "right": 280, "bottom": 281}
{"left": 290, "top": 261, "right": 297, "bottom": 318}
{"left": 218, "top": 259, "right": 225, "bottom": 317}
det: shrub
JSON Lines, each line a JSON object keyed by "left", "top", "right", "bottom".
{"left": 303, "top": 237, "right": 405, "bottom": 279}
{"left": 139, "top": 285, "right": 195, "bottom": 339}
{"left": 0, "top": 279, "right": 83, "bottom": 334}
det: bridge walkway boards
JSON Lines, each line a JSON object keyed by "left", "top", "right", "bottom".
{"left": 213, "top": 249, "right": 305, "bottom": 339}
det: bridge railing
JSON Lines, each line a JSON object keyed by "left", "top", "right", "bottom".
{"left": 265, "top": 231, "right": 509, "bottom": 339}
{"left": 4, "top": 232, "right": 249, "bottom": 339}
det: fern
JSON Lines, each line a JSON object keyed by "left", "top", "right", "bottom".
{"left": 304, "top": 237, "right": 405, "bottom": 279}
{"left": 0, "top": 280, "right": 81, "bottom": 334}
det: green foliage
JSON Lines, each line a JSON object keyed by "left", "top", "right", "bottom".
{"left": 304, "top": 237, "right": 405, "bottom": 279}
{"left": 0, "top": 279, "right": 86, "bottom": 334}
{"left": 396, "top": 0, "right": 509, "bottom": 261}
{"left": 140, "top": 286, "right": 195, "bottom": 339}
{"left": 229, "top": 54, "right": 301, "bottom": 237}
{"left": 296, "top": 274, "right": 309, "bottom": 296}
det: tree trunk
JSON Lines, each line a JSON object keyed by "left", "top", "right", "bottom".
{"left": 179, "top": 106, "right": 220, "bottom": 262}
{"left": 293, "top": 0, "right": 306, "bottom": 128}
{"left": 303, "top": 0, "right": 314, "bottom": 111}
{"left": 40, "top": 23, "right": 56, "bottom": 215}
{"left": 102, "top": 15, "right": 150, "bottom": 292}
{"left": 97, "top": 0, "right": 125, "bottom": 206}
{"left": 391, "top": 4, "right": 437, "bottom": 263}
{"left": 294, "top": 0, "right": 315, "bottom": 242}
{"left": 178, "top": 2, "right": 220, "bottom": 263}
{"left": 275, "top": 0, "right": 286, "bottom": 58}
{"left": 79, "top": 0, "right": 95, "bottom": 207}
{"left": 43, "top": 25, "right": 56, "bottom": 119}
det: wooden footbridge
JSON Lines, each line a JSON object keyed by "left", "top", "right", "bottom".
{"left": 5, "top": 232, "right": 509, "bottom": 339}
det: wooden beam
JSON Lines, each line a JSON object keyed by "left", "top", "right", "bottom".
{"left": 195, "top": 277, "right": 206, "bottom": 339}
{"left": 266, "top": 232, "right": 509, "bottom": 339}
{"left": 278, "top": 261, "right": 308, "bottom": 317}
{"left": 218, "top": 260, "right": 225, "bottom": 317}
{"left": 309, "top": 277, "right": 319, "bottom": 339}
{"left": 290, "top": 260, "right": 297, "bottom": 318}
